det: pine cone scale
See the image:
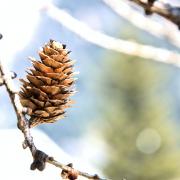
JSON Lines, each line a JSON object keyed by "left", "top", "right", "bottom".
{"left": 36, "top": 76, "right": 52, "bottom": 85}
{"left": 42, "top": 57, "right": 63, "bottom": 68}
{"left": 30, "top": 97, "right": 45, "bottom": 108}
{"left": 32, "top": 61, "right": 54, "bottom": 73}
{"left": 27, "top": 75, "right": 44, "bottom": 87}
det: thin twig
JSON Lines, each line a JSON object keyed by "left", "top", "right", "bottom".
{"left": 0, "top": 61, "right": 36, "bottom": 156}
{"left": 44, "top": 4, "right": 180, "bottom": 67}
{"left": 102, "top": 0, "right": 180, "bottom": 49}
{"left": 0, "top": 60, "right": 106, "bottom": 180}
{"left": 127, "top": 0, "right": 180, "bottom": 29}
{"left": 47, "top": 158, "right": 106, "bottom": 179}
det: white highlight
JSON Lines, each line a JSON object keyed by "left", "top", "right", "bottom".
{"left": 0, "top": 0, "right": 52, "bottom": 67}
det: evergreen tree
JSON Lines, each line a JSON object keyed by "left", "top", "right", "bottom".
{"left": 100, "top": 54, "right": 180, "bottom": 180}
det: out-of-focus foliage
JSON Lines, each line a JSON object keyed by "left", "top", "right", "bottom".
{"left": 100, "top": 53, "right": 180, "bottom": 180}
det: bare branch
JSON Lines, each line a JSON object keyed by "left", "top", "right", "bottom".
{"left": 44, "top": 4, "right": 180, "bottom": 67}
{"left": 0, "top": 77, "right": 3, "bottom": 86}
{"left": 0, "top": 60, "right": 106, "bottom": 180}
{"left": 127, "top": 0, "right": 180, "bottom": 29}
{"left": 102, "top": 0, "right": 180, "bottom": 49}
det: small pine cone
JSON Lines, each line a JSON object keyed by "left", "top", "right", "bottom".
{"left": 19, "top": 40, "right": 76, "bottom": 128}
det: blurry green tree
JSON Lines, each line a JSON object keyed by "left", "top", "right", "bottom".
{"left": 100, "top": 53, "right": 180, "bottom": 180}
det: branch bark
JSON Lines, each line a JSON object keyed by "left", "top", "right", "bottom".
{"left": 0, "top": 60, "right": 106, "bottom": 180}
{"left": 102, "top": 0, "right": 180, "bottom": 49}
{"left": 127, "top": 0, "right": 180, "bottom": 29}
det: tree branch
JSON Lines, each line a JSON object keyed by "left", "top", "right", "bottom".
{"left": 127, "top": 0, "right": 180, "bottom": 29}
{"left": 44, "top": 4, "right": 180, "bottom": 67}
{"left": 102, "top": 0, "right": 180, "bottom": 49}
{"left": 0, "top": 60, "right": 106, "bottom": 179}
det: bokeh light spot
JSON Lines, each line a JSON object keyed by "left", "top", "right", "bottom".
{"left": 136, "top": 128, "right": 161, "bottom": 154}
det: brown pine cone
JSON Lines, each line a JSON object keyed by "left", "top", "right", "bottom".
{"left": 19, "top": 40, "right": 76, "bottom": 128}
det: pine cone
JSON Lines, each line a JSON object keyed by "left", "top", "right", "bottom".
{"left": 19, "top": 40, "right": 76, "bottom": 128}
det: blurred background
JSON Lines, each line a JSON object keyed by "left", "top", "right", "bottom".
{"left": 0, "top": 0, "right": 180, "bottom": 179}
